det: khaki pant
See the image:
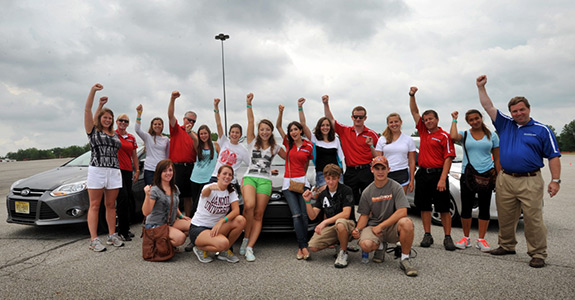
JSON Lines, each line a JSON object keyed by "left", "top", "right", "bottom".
{"left": 496, "top": 171, "right": 547, "bottom": 259}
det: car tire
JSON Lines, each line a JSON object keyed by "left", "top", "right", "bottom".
{"left": 431, "top": 194, "right": 461, "bottom": 227}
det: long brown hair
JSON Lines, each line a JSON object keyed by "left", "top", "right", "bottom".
{"left": 147, "top": 117, "right": 164, "bottom": 144}
{"left": 197, "top": 125, "right": 215, "bottom": 161}
{"left": 287, "top": 121, "right": 303, "bottom": 151}
{"left": 313, "top": 117, "right": 335, "bottom": 142}
{"left": 465, "top": 109, "right": 491, "bottom": 140}
{"left": 95, "top": 108, "right": 114, "bottom": 132}
{"left": 255, "top": 119, "right": 277, "bottom": 151}
{"left": 382, "top": 113, "right": 402, "bottom": 144}
{"left": 153, "top": 159, "right": 177, "bottom": 195}
{"left": 217, "top": 165, "right": 235, "bottom": 193}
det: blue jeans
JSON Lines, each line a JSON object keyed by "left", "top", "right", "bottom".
{"left": 283, "top": 188, "right": 309, "bottom": 249}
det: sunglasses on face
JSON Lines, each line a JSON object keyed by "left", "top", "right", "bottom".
{"left": 118, "top": 119, "right": 130, "bottom": 124}
{"left": 186, "top": 118, "right": 196, "bottom": 123}
{"left": 352, "top": 115, "right": 366, "bottom": 120}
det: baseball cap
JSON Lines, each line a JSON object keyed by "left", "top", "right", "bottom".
{"left": 371, "top": 156, "right": 389, "bottom": 168}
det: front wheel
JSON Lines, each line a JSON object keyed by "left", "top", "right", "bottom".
{"left": 431, "top": 194, "right": 460, "bottom": 227}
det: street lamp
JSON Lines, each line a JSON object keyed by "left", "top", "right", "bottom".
{"left": 215, "top": 33, "right": 230, "bottom": 135}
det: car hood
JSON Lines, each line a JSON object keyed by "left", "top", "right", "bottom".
{"left": 12, "top": 166, "right": 88, "bottom": 191}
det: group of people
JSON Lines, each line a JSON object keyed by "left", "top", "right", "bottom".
{"left": 83, "top": 74, "right": 561, "bottom": 276}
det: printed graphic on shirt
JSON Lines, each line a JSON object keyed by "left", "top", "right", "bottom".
{"left": 247, "top": 149, "right": 272, "bottom": 175}
{"left": 204, "top": 194, "right": 230, "bottom": 214}
{"left": 219, "top": 148, "right": 238, "bottom": 166}
{"left": 322, "top": 197, "right": 331, "bottom": 208}
{"left": 372, "top": 194, "right": 393, "bottom": 202}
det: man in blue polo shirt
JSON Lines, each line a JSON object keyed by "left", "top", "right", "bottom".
{"left": 477, "top": 75, "right": 561, "bottom": 268}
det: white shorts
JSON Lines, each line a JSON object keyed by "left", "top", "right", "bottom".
{"left": 87, "top": 166, "right": 123, "bottom": 189}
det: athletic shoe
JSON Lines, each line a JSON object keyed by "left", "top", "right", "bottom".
{"left": 128, "top": 231, "right": 135, "bottom": 238}
{"left": 490, "top": 246, "right": 516, "bottom": 256}
{"left": 245, "top": 247, "right": 256, "bottom": 262}
{"left": 455, "top": 237, "right": 471, "bottom": 249}
{"left": 420, "top": 233, "right": 433, "bottom": 247}
{"left": 239, "top": 238, "right": 249, "bottom": 256}
{"left": 443, "top": 236, "right": 456, "bottom": 251}
{"left": 89, "top": 238, "right": 106, "bottom": 252}
{"left": 184, "top": 242, "right": 194, "bottom": 252}
{"left": 476, "top": 239, "right": 491, "bottom": 252}
{"left": 334, "top": 250, "right": 349, "bottom": 268}
{"left": 119, "top": 232, "right": 132, "bottom": 242}
{"left": 399, "top": 258, "right": 418, "bottom": 277}
{"left": 372, "top": 242, "right": 387, "bottom": 263}
{"left": 193, "top": 246, "right": 213, "bottom": 263}
{"left": 218, "top": 249, "right": 240, "bottom": 263}
{"left": 107, "top": 233, "right": 124, "bottom": 247}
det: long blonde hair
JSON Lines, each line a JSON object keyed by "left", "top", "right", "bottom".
{"left": 382, "top": 113, "right": 402, "bottom": 144}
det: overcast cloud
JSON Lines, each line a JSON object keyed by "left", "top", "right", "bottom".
{"left": 1, "top": 0, "right": 574, "bottom": 156}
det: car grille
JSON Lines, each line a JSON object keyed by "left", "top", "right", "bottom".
{"left": 8, "top": 188, "right": 59, "bottom": 221}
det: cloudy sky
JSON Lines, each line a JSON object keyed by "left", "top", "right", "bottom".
{"left": 1, "top": 0, "right": 574, "bottom": 156}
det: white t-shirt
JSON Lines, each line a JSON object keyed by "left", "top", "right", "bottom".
{"left": 243, "top": 139, "right": 281, "bottom": 180}
{"left": 135, "top": 122, "right": 170, "bottom": 171}
{"left": 375, "top": 133, "right": 416, "bottom": 172}
{"left": 211, "top": 135, "right": 250, "bottom": 183}
{"left": 191, "top": 184, "right": 239, "bottom": 227}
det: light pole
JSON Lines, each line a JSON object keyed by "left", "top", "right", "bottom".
{"left": 215, "top": 33, "right": 230, "bottom": 135}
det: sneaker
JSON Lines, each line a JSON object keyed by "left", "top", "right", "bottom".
{"left": 119, "top": 232, "right": 132, "bottom": 242}
{"left": 455, "top": 237, "right": 471, "bottom": 249}
{"left": 239, "top": 238, "right": 249, "bottom": 256}
{"left": 347, "top": 240, "right": 360, "bottom": 252}
{"left": 107, "top": 233, "right": 125, "bottom": 247}
{"left": 476, "top": 239, "right": 491, "bottom": 252}
{"left": 218, "top": 249, "right": 240, "bottom": 263}
{"left": 128, "top": 231, "right": 135, "bottom": 238}
{"left": 184, "top": 241, "right": 194, "bottom": 252}
{"left": 443, "top": 236, "right": 456, "bottom": 251}
{"left": 89, "top": 238, "right": 106, "bottom": 252}
{"left": 372, "top": 242, "right": 387, "bottom": 263}
{"left": 245, "top": 247, "right": 256, "bottom": 262}
{"left": 193, "top": 246, "right": 213, "bottom": 263}
{"left": 399, "top": 258, "right": 418, "bottom": 277}
{"left": 334, "top": 250, "right": 348, "bottom": 268}
{"left": 420, "top": 233, "right": 433, "bottom": 247}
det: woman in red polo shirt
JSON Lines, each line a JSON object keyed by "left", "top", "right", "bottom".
{"left": 277, "top": 103, "right": 314, "bottom": 260}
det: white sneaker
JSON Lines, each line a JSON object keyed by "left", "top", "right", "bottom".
{"left": 239, "top": 238, "right": 249, "bottom": 255}
{"left": 106, "top": 233, "right": 124, "bottom": 247}
{"left": 455, "top": 237, "right": 471, "bottom": 249}
{"left": 89, "top": 238, "right": 106, "bottom": 252}
{"left": 245, "top": 247, "right": 256, "bottom": 262}
{"left": 334, "top": 250, "right": 348, "bottom": 268}
{"left": 476, "top": 239, "right": 491, "bottom": 252}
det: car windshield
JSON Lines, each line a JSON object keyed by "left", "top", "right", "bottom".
{"left": 63, "top": 151, "right": 91, "bottom": 167}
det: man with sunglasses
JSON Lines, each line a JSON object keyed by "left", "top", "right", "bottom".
{"left": 323, "top": 95, "right": 378, "bottom": 206}
{"left": 168, "top": 91, "right": 198, "bottom": 215}
{"left": 409, "top": 86, "right": 456, "bottom": 251}
{"left": 352, "top": 156, "right": 418, "bottom": 276}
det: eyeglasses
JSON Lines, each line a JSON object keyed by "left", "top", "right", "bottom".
{"left": 352, "top": 115, "right": 365, "bottom": 120}
{"left": 186, "top": 118, "right": 196, "bottom": 123}
{"left": 118, "top": 119, "right": 130, "bottom": 124}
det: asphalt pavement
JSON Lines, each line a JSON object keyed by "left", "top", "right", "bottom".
{"left": 1, "top": 157, "right": 574, "bottom": 299}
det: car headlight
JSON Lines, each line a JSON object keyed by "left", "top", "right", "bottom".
{"left": 449, "top": 171, "right": 461, "bottom": 180}
{"left": 10, "top": 179, "right": 23, "bottom": 192}
{"left": 50, "top": 181, "right": 87, "bottom": 197}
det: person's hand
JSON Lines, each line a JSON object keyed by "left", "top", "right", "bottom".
{"left": 351, "top": 228, "right": 360, "bottom": 239}
{"left": 476, "top": 75, "right": 487, "bottom": 87}
{"left": 246, "top": 93, "right": 254, "bottom": 105}
{"left": 302, "top": 190, "right": 312, "bottom": 202}
{"left": 185, "top": 123, "right": 193, "bottom": 133}
{"left": 548, "top": 182, "right": 560, "bottom": 198}
{"left": 437, "top": 179, "right": 446, "bottom": 192}
{"left": 144, "top": 185, "right": 151, "bottom": 195}
{"left": 297, "top": 97, "right": 306, "bottom": 108}
{"left": 321, "top": 95, "right": 329, "bottom": 104}
{"left": 136, "top": 104, "right": 143, "bottom": 113}
{"left": 314, "top": 221, "right": 326, "bottom": 235}
{"left": 99, "top": 97, "right": 108, "bottom": 106}
{"left": 211, "top": 221, "right": 223, "bottom": 237}
{"left": 408, "top": 181, "right": 414, "bottom": 193}
{"left": 371, "top": 226, "right": 383, "bottom": 237}
{"left": 132, "top": 170, "right": 139, "bottom": 184}
{"left": 210, "top": 183, "right": 220, "bottom": 191}
{"left": 409, "top": 86, "right": 418, "bottom": 96}
{"left": 278, "top": 104, "right": 285, "bottom": 113}
{"left": 182, "top": 215, "right": 192, "bottom": 221}
{"left": 271, "top": 169, "right": 279, "bottom": 175}
{"left": 451, "top": 111, "right": 459, "bottom": 120}
{"left": 214, "top": 98, "right": 220, "bottom": 108}
{"left": 171, "top": 91, "right": 180, "bottom": 100}
{"left": 92, "top": 83, "right": 103, "bottom": 92}
{"left": 365, "top": 136, "right": 374, "bottom": 147}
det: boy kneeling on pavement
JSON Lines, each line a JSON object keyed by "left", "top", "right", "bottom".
{"left": 352, "top": 156, "right": 418, "bottom": 277}
{"left": 303, "top": 164, "right": 355, "bottom": 268}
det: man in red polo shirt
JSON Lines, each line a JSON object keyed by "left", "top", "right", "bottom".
{"left": 323, "top": 95, "right": 378, "bottom": 205}
{"left": 409, "top": 86, "right": 456, "bottom": 251}
{"left": 168, "top": 91, "right": 197, "bottom": 215}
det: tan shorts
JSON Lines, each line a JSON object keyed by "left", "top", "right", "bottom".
{"left": 308, "top": 219, "right": 355, "bottom": 249}
{"left": 359, "top": 222, "right": 400, "bottom": 245}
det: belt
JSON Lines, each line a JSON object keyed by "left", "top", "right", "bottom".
{"left": 420, "top": 167, "right": 443, "bottom": 174}
{"left": 502, "top": 169, "right": 539, "bottom": 177}
{"left": 174, "top": 162, "right": 194, "bottom": 167}
{"left": 349, "top": 164, "right": 371, "bottom": 170}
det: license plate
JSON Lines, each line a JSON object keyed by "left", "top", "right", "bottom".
{"left": 15, "top": 201, "right": 30, "bottom": 214}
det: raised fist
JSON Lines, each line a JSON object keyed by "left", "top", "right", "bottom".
{"left": 246, "top": 93, "right": 254, "bottom": 104}
{"left": 409, "top": 86, "right": 418, "bottom": 96}
{"left": 278, "top": 104, "right": 285, "bottom": 113}
{"left": 476, "top": 75, "right": 487, "bottom": 87}
{"left": 92, "top": 83, "right": 103, "bottom": 91}
{"left": 136, "top": 104, "right": 143, "bottom": 113}
{"left": 99, "top": 97, "right": 108, "bottom": 106}
{"left": 451, "top": 111, "right": 459, "bottom": 120}
{"left": 144, "top": 185, "right": 151, "bottom": 195}
{"left": 171, "top": 91, "right": 180, "bottom": 100}
{"left": 214, "top": 98, "right": 221, "bottom": 107}
{"left": 297, "top": 98, "right": 306, "bottom": 107}
{"left": 302, "top": 190, "right": 312, "bottom": 202}
{"left": 365, "top": 136, "right": 373, "bottom": 146}
{"left": 322, "top": 95, "right": 329, "bottom": 104}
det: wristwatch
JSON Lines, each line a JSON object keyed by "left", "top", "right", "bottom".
{"left": 552, "top": 179, "right": 561, "bottom": 184}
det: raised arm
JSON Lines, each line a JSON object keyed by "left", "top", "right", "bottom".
{"left": 168, "top": 91, "right": 180, "bottom": 128}
{"left": 322, "top": 95, "right": 335, "bottom": 124}
{"left": 303, "top": 190, "right": 322, "bottom": 220}
{"left": 276, "top": 104, "right": 286, "bottom": 139}
{"left": 450, "top": 111, "right": 463, "bottom": 142}
{"left": 84, "top": 84, "right": 103, "bottom": 133}
{"left": 213, "top": 98, "right": 224, "bottom": 138}
{"left": 246, "top": 93, "right": 256, "bottom": 144}
{"left": 476, "top": 75, "right": 497, "bottom": 122}
{"left": 409, "top": 86, "right": 420, "bottom": 124}
{"left": 135, "top": 104, "right": 145, "bottom": 138}
{"left": 298, "top": 98, "right": 312, "bottom": 140}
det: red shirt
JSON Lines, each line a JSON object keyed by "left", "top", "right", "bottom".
{"left": 115, "top": 130, "right": 138, "bottom": 171}
{"left": 416, "top": 119, "right": 455, "bottom": 169}
{"left": 168, "top": 121, "right": 197, "bottom": 163}
{"left": 283, "top": 136, "right": 313, "bottom": 178}
{"left": 334, "top": 120, "right": 379, "bottom": 166}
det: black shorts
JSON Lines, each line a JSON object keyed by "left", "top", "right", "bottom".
{"left": 388, "top": 168, "right": 409, "bottom": 186}
{"left": 414, "top": 169, "right": 451, "bottom": 213}
{"left": 189, "top": 224, "right": 211, "bottom": 245}
{"left": 174, "top": 163, "right": 194, "bottom": 197}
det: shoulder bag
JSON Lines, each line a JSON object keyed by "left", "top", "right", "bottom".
{"left": 142, "top": 193, "right": 175, "bottom": 262}
{"left": 287, "top": 145, "right": 305, "bottom": 194}
{"left": 462, "top": 131, "right": 496, "bottom": 193}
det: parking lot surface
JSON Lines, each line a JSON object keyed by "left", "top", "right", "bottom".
{"left": 1, "top": 157, "right": 574, "bottom": 299}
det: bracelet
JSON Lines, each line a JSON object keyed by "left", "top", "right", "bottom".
{"left": 224, "top": 216, "right": 229, "bottom": 223}
{"left": 409, "top": 93, "right": 415, "bottom": 97}
{"left": 136, "top": 118, "right": 141, "bottom": 121}
{"left": 214, "top": 109, "right": 219, "bottom": 113}
{"left": 178, "top": 214, "right": 183, "bottom": 219}
{"left": 305, "top": 200, "right": 311, "bottom": 204}
{"left": 246, "top": 105, "right": 252, "bottom": 108}
{"left": 452, "top": 120, "right": 457, "bottom": 123}
{"left": 369, "top": 144, "right": 374, "bottom": 148}
{"left": 298, "top": 107, "right": 303, "bottom": 111}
